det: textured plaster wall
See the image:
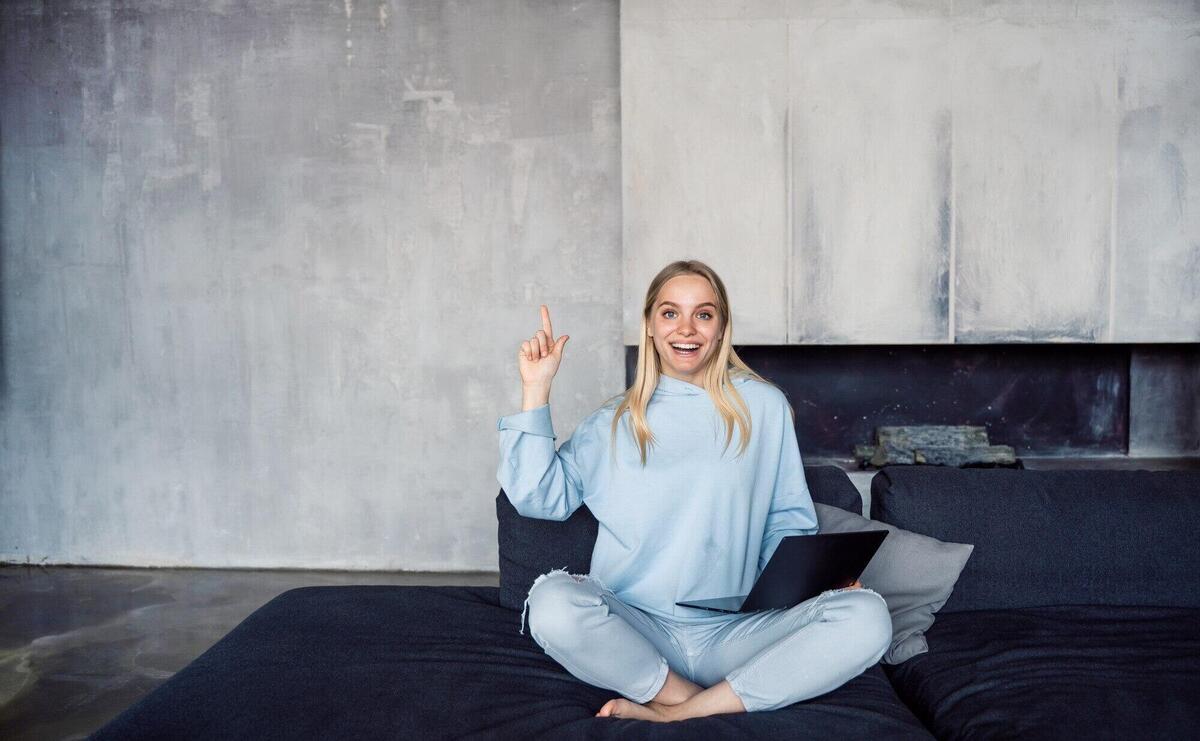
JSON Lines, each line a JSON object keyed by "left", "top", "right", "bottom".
{"left": 0, "top": 0, "right": 622, "bottom": 568}
{"left": 3, "top": 0, "right": 1198, "bottom": 569}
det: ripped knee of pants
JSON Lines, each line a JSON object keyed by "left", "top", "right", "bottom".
{"left": 518, "top": 567, "right": 614, "bottom": 637}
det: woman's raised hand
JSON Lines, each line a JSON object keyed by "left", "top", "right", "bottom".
{"left": 518, "top": 304, "right": 569, "bottom": 388}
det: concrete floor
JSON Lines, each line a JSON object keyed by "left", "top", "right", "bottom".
{"left": 0, "top": 566, "right": 498, "bottom": 740}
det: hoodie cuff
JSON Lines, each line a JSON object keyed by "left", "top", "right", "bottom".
{"left": 496, "top": 403, "right": 556, "bottom": 439}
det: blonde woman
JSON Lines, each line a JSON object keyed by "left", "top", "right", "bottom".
{"left": 496, "top": 260, "right": 891, "bottom": 722}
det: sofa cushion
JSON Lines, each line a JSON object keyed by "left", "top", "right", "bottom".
{"left": 92, "top": 585, "right": 935, "bottom": 739}
{"left": 497, "top": 492, "right": 599, "bottom": 612}
{"left": 884, "top": 604, "right": 1200, "bottom": 740}
{"left": 799, "top": 465, "right": 867, "bottom": 516}
{"left": 870, "top": 468, "right": 1200, "bottom": 611}
{"left": 814, "top": 503, "right": 974, "bottom": 665}
{"left": 498, "top": 465, "right": 865, "bottom": 612}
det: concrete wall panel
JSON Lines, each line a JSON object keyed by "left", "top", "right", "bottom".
{"left": 952, "top": 18, "right": 1116, "bottom": 342}
{"left": 621, "top": 18, "right": 788, "bottom": 344}
{"left": 789, "top": 18, "right": 952, "bottom": 343}
{"left": 1112, "top": 18, "right": 1200, "bottom": 342}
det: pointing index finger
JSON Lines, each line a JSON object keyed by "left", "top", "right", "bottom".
{"left": 541, "top": 304, "right": 554, "bottom": 341}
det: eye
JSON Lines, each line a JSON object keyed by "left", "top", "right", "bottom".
{"left": 699, "top": 311, "right": 713, "bottom": 320}
{"left": 663, "top": 309, "right": 676, "bottom": 318}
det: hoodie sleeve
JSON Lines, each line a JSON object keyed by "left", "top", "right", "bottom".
{"left": 757, "top": 404, "right": 819, "bottom": 575}
{"left": 496, "top": 403, "right": 587, "bottom": 522}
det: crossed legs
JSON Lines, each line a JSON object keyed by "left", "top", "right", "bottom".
{"left": 524, "top": 571, "right": 892, "bottom": 722}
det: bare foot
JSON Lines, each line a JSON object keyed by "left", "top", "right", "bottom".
{"left": 594, "top": 698, "right": 676, "bottom": 722}
{"left": 596, "top": 679, "right": 747, "bottom": 722}
{"left": 651, "top": 668, "right": 704, "bottom": 705}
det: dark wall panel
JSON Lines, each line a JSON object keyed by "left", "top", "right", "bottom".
{"left": 629, "top": 344, "right": 1143, "bottom": 458}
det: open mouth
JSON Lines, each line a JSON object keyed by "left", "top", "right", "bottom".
{"left": 669, "top": 342, "right": 701, "bottom": 358}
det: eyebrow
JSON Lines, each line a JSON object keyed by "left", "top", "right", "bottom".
{"left": 659, "top": 301, "right": 716, "bottom": 310}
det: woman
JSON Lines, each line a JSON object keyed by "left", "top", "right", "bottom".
{"left": 496, "top": 260, "right": 892, "bottom": 723}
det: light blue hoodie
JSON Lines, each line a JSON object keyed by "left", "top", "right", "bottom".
{"left": 496, "top": 372, "right": 819, "bottom": 632}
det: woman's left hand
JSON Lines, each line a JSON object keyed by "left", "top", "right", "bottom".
{"left": 845, "top": 579, "right": 862, "bottom": 590}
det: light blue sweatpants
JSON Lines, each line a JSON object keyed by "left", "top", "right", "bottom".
{"left": 520, "top": 568, "right": 893, "bottom": 713}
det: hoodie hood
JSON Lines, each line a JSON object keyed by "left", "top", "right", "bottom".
{"left": 653, "top": 372, "right": 753, "bottom": 397}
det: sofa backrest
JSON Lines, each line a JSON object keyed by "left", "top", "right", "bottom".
{"left": 870, "top": 467, "right": 1200, "bottom": 612}
{"left": 496, "top": 464, "right": 864, "bottom": 612}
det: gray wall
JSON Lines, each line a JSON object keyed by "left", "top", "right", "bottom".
{"left": 622, "top": 0, "right": 1200, "bottom": 344}
{"left": 622, "top": 0, "right": 1199, "bottom": 457}
{"left": 3, "top": 1, "right": 1197, "bottom": 570}
{"left": 1, "top": 1, "right": 623, "bottom": 568}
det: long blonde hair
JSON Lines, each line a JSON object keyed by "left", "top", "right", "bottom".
{"left": 602, "top": 260, "right": 795, "bottom": 466}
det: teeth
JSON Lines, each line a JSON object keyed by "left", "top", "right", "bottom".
{"left": 671, "top": 344, "right": 699, "bottom": 350}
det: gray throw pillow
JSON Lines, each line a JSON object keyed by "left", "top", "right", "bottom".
{"left": 815, "top": 502, "right": 975, "bottom": 665}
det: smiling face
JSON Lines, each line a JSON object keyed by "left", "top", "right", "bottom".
{"left": 648, "top": 274, "right": 724, "bottom": 385}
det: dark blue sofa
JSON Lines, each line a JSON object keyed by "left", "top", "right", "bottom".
{"left": 91, "top": 466, "right": 1200, "bottom": 739}
{"left": 873, "top": 467, "right": 1200, "bottom": 740}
